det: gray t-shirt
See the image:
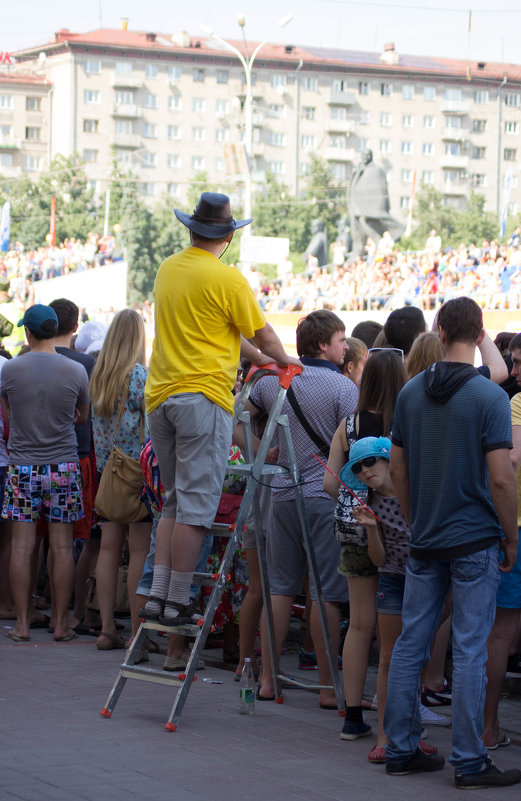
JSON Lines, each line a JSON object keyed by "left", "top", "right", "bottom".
{"left": 0, "top": 351, "right": 89, "bottom": 464}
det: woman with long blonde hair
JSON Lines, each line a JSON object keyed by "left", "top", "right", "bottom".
{"left": 90, "top": 309, "right": 152, "bottom": 651}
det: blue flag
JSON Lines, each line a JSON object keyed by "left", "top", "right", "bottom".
{"left": 0, "top": 201, "right": 9, "bottom": 252}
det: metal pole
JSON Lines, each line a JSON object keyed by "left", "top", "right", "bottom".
{"left": 294, "top": 59, "right": 303, "bottom": 196}
{"left": 496, "top": 76, "right": 507, "bottom": 218}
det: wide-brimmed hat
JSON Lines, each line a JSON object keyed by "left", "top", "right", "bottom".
{"left": 75, "top": 320, "right": 108, "bottom": 354}
{"left": 174, "top": 192, "right": 252, "bottom": 239}
{"left": 339, "top": 436, "right": 391, "bottom": 491}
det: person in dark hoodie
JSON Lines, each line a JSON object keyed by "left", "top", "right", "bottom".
{"left": 383, "top": 297, "right": 520, "bottom": 789}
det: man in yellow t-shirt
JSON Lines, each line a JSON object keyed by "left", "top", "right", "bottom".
{"left": 142, "top": 193, "right": 301, "bottom": 625}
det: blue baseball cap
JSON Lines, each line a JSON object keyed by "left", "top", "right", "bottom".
{"left": 340, "top": 436, "right": 392, "bottom": 491}
{"left": 17, "top": 304, "right": 58, "bottom": 336}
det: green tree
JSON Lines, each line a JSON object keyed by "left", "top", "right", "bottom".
{"left": 252, "top": 170, "right": 310, "bottom": 255}
{"left": 303, "top": 155, "right": 345, "bottom": 247}
{"left": 118, "top": 178, "right": 156, "bottom": 305}
{"left": 400, "top": 184, "right": 455, "bottom": 251}
{"left": 450, "top": 192, "right": 498, "bottom": 246}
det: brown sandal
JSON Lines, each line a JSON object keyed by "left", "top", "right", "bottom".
{"left": 96, "top": 631, "right": 125, "bottom": 650}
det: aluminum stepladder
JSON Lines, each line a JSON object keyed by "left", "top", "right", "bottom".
{"left": 100, "top": 363, "right": 344, "bottom": 730}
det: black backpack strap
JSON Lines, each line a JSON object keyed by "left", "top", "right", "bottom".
{"left": 286, "top": 385, "right": 330, "bottom": 458}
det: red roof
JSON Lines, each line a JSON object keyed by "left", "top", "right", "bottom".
{"left": 0, "top": 70, "right": 50, "bottom": 86}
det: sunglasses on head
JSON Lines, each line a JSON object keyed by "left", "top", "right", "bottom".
{"left": 352, "top": 456, "right": 378, "bottom": 474}
{"left": 367, "top": 347, "right": 405, "bottom": 363}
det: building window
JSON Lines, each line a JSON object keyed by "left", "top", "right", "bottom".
{"left": 268, "top": 160, "right": 285, "bottom": 174}
{"left": 192, "top": 68, "right": 205, "bottom": 82}
{"left": 357, "top": 138, "right": 368, "bottom": 152}
{"left": 215, "top": 99, "right": 229, "bottom": 115}
{"left": 192, "top": 155, "right": 205, "bottom": 169}
{"left": 214, "top": 156, "right": 224, "bottom": 171}
{"left": 0, "top": 153, "right": 13, "bottom": 167}
{"left": 472, "top": 119, "right": 487, "bottom": 132}
{"left": 444, "top": 88, "right": 463, "bottom": 101}
{"left": 116, "top": 150, "right": 131, "bottom": 164}
{"left": 380, "top": 112, "right": 392, "bottom": 127}
{"left": 471, "top": 173, "right": 486, "bottom": 187}
{"left": 332, "top": 78, "right": 349, "bottom": 93}
{"left": 143, "top": 123, "right": 157, "bottom": 138}
{"left": 423, "top": 86, "right": 436, "bottom": 102}
{"left": 192, "top": 98, "right": 205, "bottom": 112}
{"left": 24, "top": 155, "right": 41, "bottom": 170}
{"left": 330, "top": 163, "right": 348, "bottom": 181}
{"left": 446, "top": 115, "right": 462, "bottom": 129}
{"left": 83, "top": 119, "right": 99, "bottom": 133}
{"left": 142, "top": 152, "right": 156, "bottom": 167}
{"left": 505, "top": 93, "right": 520, "bottom": 108}
{"left": 331, "top": 106, "right": 347, "bottom": 121}
{"left": 271, "top": 74, "right": 286, "bottom": 89}
{"left": 423, "top": 143, "right": 434, "bottom": 156}
{"left": 504, "top": 148, "right": 517, "bottom": 161}
{"left": 168, "top": 66, "right": 181, "bottom": 82}
{"left": 141, "top": 182, "right": 155, "bottom": 195}
{"left": 423, "top": 115, "right": 435, "bottom": 129}
{"left": 380, "top": 139, "right": 392, "bottom": 154}
{"left": 167, "top": 125, "right": 180, "bottom": 140}
{"left": 358, "top": 111, "right": 370, "bottom": 125}
{"left": 269, "top": 131, "right": 286, "bottom": 146}
{"left": 84, "top": 59, "right": 101, "bottom": 74}
{"left": 0, "top": 94, "right": 13, "bottom": 109}
{"left": 216, "top": 69, "right": 228, "bottom": 84}
{"left": 471, "top": 146, "right": 486, "bottom": 159}
{"left": 167, "top": 154, "right": 180, "bottom": 168}
{"left": 402, "top": 84, "right": 414, "bottom": 100}
{"left": 445, "top": 142, "right": 462, "bottom": 156}
{"left": 269, "top": 103, "right": 285, "bottom": 118}
{"left": 402, "top": 114, "right": 414, "bottom": 128}
{"left": 25, "top": 126, "right": 40, "bottom": 140}
{"left": 401, "top": 168, "right": 414, "bottom": 182}
{"left": 84, "top": 90, "right": 100, "bottom": 104}
{"left": 25, "top": 97, "right": 41, "bottom": 111}
{"left": 143, "top": 93, "right": 157, "bottom": 109}
{"left": 145, "top": 64, "right": 158, "bottom": 79}
{"left": 359, "top": 81, "right": 369, "bottom": 95}
{"left": 215, "top": 128, "right": 228, "bottom": 142}
{"left": 505, "top": 121, "right": 519, "bottom": 135}
{"left": 381, "top": 82, "right": 392, "bottom": 97}
{"left": 303, "top": 106, "right": 316, "bottom": 120}
{"left": 301, "top": 134, "right": 316, "bottom": 149}
{"left": 115, "top": 61, "right": 132, "bottom": 75}
{"left": 192, "top": 126, "right": 205, "bottom": 141}
{"left": 168, "top": 95, "right": 181, "bottom": 111}
{"left": 421, "top": 170, "right": 434, "bottom": 184}
{"left": 473, "top": 89, "right": 489, "bottom": 104}
{"left": 115, "top": 90, "right": 133, "bottom": 105}
{"left": 401, "top": 141, "right": 413, "bottom": 154}
{"left": 115, "top": 120, "right": 133, "bottom": 134}
{"left": 331, "top": 135, "right": 347, "bottom": 149}
{"left": 167, "top": 182, "right": 179, "bottom": 196}
{"left": 82, "top": 149, "right": 98, "bottom": 163}
{"left": 400, "top": 196, "right": 411, "bottom": 210}
{"left": 301, "top": 76, "right": 318, "bottom": 91}
{"left": 0, "top": 124, "right": 12, "bottom": 136}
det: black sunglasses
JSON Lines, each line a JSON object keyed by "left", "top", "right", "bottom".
{"left": 352, "top": 456, "right": 378, "bottom": 474}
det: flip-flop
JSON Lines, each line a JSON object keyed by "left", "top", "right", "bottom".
{"left": 54, "top": 632, "right": 79, "bottom": 642}
{"left": 256, "top": 687, "right": 275, "bottom": 701}
{"left": 29, "top": 614, "right": 51, "bottom": 629}
{"left": 368, "top": 745, "right": 386, "bottom": 764}
{"left": 486, "top": 734, "right": 511, "bottom": 750}
{"left": 319, "top": 703, "right": 340, "bottom": 710}
{"left": 6, "top": 630, "right": 30, "bottom": 643}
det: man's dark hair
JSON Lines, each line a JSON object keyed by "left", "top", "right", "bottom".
{"left": 509, "top": 333, "right": 521, "bottom": 353}
{"left": 384, "top": 307, "right": 426, "bottom": 355}
{"left": 49, "top": 298, "right": 79, "bottom": 336}
{"left": 351, "top": 320, "right": 383, "bottom": 349}
{"left": 436, "top": 297, "right": 482, "bottom": 346}
{"left": 191, "top": 232, "right": 230, "bottom": 247}
{"left": 27, "top": 320, "right": 58, "bottom": 341}
{"left": 296, "top": 310, "right": 345, "bottom": 358}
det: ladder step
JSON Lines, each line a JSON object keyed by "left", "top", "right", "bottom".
{"left": 121, "top": 664, "right": 185, "bottom": 686}
{"left": 141, "top": 619, "right": 203, "bottom": 636}
{"left": 226, "top": 464, "right": 290, "bottom": 476}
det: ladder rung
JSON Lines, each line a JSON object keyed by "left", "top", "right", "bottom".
{"left": 141, "top": 619, "right": 202, "bottom": 636}
{"left": 121, "top": 665, "right": 184, "bottom": 686}
{"left": 226, "top": 464, "right": 290, "bottom": 476}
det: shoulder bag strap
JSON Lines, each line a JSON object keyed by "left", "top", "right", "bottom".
{"left": 111, "top": 383, "right": 130, "bottom": 449}
{"left": 286, "top": 385, "right": 330, "bottom": 458}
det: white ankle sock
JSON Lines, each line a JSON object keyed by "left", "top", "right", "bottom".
{"left": 163, "top": 570, "right": 193, "bottom": 618}
{"left": 145, "top": 565, "right": 171, "bottom": 613}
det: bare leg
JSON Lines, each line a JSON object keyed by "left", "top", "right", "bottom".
{"left": 375, "top": 613, "right": 402, "bottom": 747}
{"left": 127, "top": 521, "right": 152, "bottom": 637}
{"left": 48, "top": 522, "right": 75, "bottom": 640}
{"left": 310, "top": 599, "right": 341, "bottom": 707}
{"left": 483, "top": 607, "right": 520, "bottom": 747}
{"left": 73, "top": 538, "right": 100, "bottom": 622}
{"left": 9, "top": 521, "right": 37, "bottom": 639}
{"left": 95, "top": 522, "right": 125, "bottom": 642}
{"left": 236, "top": 547, "right": 263, "bottom": 676}
{"left": 342, "top": 575, "right": 378, "bottom": 705}
{"left": 154, "top": 516, "right": 175, "bottom": 568}
{"left": 170, "top": 522, "right": 205, "bottom": 572}
{"left": 0, "top": 520, "right": 14, "bottom": 617}
{"left": 258, "top": 594, "right": 294, "bottom": 699}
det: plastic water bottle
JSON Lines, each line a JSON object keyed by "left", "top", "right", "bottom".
{"left": 239, "top": 657, "right": 255, "bottom": 715}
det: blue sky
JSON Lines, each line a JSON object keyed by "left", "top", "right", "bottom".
{"left": 2, "top": 0, "right": 521, "bottom": 64}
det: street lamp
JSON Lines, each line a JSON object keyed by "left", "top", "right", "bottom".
{"left": 201, "top": 14, "right": 292, "bottom": 234}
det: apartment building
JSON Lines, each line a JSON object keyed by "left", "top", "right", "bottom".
{"left": 0, "top": 72, "right": 51, "bottom": 181}
{"left": 5, "top": 25, "right": 521, "bottom": 221}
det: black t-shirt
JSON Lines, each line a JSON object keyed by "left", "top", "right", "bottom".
{"left": 56, "top": 347, "right": 96, "bottom": 458}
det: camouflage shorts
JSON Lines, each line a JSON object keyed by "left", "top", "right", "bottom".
{"left": 338, "top": 544, "right": 378, "bottom": 578}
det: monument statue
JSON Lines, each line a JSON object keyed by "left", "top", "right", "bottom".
{"left": 336, "top": 214, "right": 353, "bottom": 255}
{"left": 303, "top": 218, "right": 328, "bottom": 268}
{"left": 348, "top": 150, "right": 404, "bottom": 259}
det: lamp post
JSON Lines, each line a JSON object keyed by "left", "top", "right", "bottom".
{"left": 201, "top": 14, "right": 292, "bottom": 234}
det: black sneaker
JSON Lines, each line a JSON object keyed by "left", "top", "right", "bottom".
{"left": 386, "top": 748, "right": 445, "bottom": 775}
{"left": 158, "top": 600, "right": 201, "bottom": 627}
{"left": 340, "top": 719, "right": 372, "bottom": 741}
{"left": 455, "top": 757, "right": 521, "bottom": 789}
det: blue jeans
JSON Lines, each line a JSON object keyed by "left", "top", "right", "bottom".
{"left": 384, "top": 545, "right": 500, "bottom": 774}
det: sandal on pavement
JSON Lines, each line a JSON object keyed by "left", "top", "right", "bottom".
{"left": 368, "top": 745, "right": 386, "bottom": 764}
{"left": 486, "top": 734, "right": 511, "bottom": 751}
{"left": 96, "top": 632, "right": 125, "bottom": 650}
{"left": 419, "top": 740, "right": 438, "bottom": 755}
{"left": 54, "top": 632, "right": 79, "bottom": 642}
{"left": 6, "top": 630, "right": 30, "bottom": 643}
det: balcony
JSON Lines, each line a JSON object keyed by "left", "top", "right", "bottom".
{"left": 440, "top": 155, "right": 469, "bottom": 169}
{"left": 0, "top": 165, "right": 22, "bottom": 178}
{"left": 0, "top": 136, "right": 21, "bottom": 149}
{"left": 112, "top": 104, "right": 142, "bottom": 118}
{"left": 252, "top": 142, "right": 265, "bottom": 157}
{"left": 442, "top": 128, "right": 467, "bottom": 142}
{"left": 110, "top": 74, "right": 144, "bottom": 89}
{"left": 440, "top": 100, "right": 470, "bottom": 115}
{"left": 328, "top": 90, "right": 356, "bottom": 105}
{"left": 324, "top": 147, "right": 356, "bottom": 162}
{"left": 443, "top": 183, "right": 467, "bottom": 195}
{"left": 326, "top": 119, "right": 355, "bottom": 134}
{"left": 110, "top": 133, "right": 141, "bottom": 148}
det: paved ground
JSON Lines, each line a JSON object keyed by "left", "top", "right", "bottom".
{"left": 1, "top": 618, "right": 521, "bottom": 801}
